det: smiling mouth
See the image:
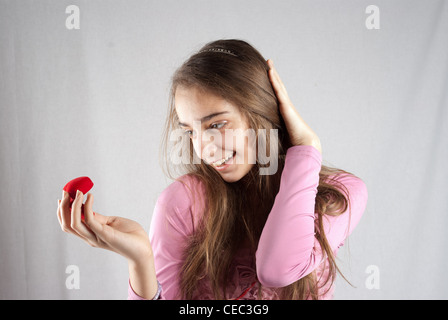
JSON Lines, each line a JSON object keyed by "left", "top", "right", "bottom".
{"left": 211, "top": 151, "right": 236, "bottom": 167}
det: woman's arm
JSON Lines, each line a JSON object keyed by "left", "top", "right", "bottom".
{"left": 256, "top": 145, "right": 322, "bottom": 287}
{"left": 128, "top": 253, "right": 159, "bottom": 300}
{"left": 128, "top": 175, "right": 204, "bottom": 299}
{"left": 255, "top": 145, "right": 368, "bottom": 287}
{"left": 257, "top": 60, "right": 367, "bottom": 287}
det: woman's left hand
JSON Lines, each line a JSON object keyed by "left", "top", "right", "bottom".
{"left": 267, "top": 59, "right": 322, "bottom": 153}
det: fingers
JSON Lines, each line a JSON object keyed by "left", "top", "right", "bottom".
{"left": 83, "top": 193, "right": 104, "bottom": 235}
{"left": 59, "top": 190, "right": 72, "bottom": 233}
{"left": 70, "top": 190, "right": 83, "bottom": 227}
{"left": 267, "top": 59, "right": 291, "bottom": 104}
{"left": 58, "top": 190, "right": 98, "bottom": 246}
{"left": 70, "top": 191, "right": 89, "bottom": 235}
{"left": 57, "top": 199, "right": 63, "bottom": 225}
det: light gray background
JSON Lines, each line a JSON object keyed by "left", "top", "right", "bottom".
{"left": 1, "top": 0, "right": 447, "bottom": 299}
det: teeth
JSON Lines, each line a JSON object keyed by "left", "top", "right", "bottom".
{"left": 213, "top": 152, "right": 234, "bottom": 167}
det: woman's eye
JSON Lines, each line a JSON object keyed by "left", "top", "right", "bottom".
{"left": 184, "top": 130, "right": 195, "bottom": 138}
{"left": 184, "top": 122, "right": 226, "bottom": 138}
{"left": 210, "top": 122, "right": 226, "bottom": 129}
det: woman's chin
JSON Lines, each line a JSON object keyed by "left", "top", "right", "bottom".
{"left": 218, "top": 163, "right": 255, "bottom": 183}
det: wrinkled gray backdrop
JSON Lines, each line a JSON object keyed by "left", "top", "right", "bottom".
{"left": 1, "top": 0, "right": 447, "bottom": 299}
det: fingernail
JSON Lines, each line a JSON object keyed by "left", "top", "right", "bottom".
{"left": 76, "top": 190, "right": 82, "bottom": 198}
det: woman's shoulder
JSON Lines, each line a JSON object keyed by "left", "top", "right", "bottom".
{"left": 158, "top": 173, "right": 205, "bottom": 203}
{"left": 150, "top": 174, "right": 207, "bottom": 250}
{"left": 155, "top": 174, "right": 207, "bottom": 223}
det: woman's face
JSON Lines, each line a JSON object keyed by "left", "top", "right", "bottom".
{"left": 175, "top": 86, "right": 256, "bottom": 183}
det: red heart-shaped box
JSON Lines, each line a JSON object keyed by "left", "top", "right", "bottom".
{"left": 63, "top": 176, "right": 94, "bottom": 219}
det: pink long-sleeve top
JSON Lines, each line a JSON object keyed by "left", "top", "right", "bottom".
{"left": 128, "top": 145, "right": 368, "bottom": 300}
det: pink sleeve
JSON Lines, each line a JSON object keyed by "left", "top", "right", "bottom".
{"left": 127, "top": 175, "right": 205, "bottom": 300}
{"left": 256, "top": 145, "right": 368, "bottom": 288}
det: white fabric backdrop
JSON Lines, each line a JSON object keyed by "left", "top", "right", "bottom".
{"left": 1, "top": 0, "right": 447, "bottom": 299}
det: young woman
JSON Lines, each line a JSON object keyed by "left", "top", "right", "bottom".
{"left": 57, "top": 39, "right": 368, "bottom": 300}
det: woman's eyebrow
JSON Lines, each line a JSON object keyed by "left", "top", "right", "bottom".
{"left": 178, "top": 111, "right": 229, "bottom": 127}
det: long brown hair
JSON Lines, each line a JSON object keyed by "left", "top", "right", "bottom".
{"left": 160, "top": 39, "right": 351, "bottom": 299}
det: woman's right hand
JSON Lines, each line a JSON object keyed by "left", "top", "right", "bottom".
{"left": 57, "top": 189, "right": 159, "bottom": 299}
{"left": 57, "top": 189, "right": 152, "bottom": 265}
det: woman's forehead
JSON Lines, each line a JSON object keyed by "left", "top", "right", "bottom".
{"left": 174, "top": 87, "right": 241, "bottom": 124}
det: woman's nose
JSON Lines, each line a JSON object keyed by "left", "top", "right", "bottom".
{"left": 194, "top": 129, "right": 224, "bottom": 163}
